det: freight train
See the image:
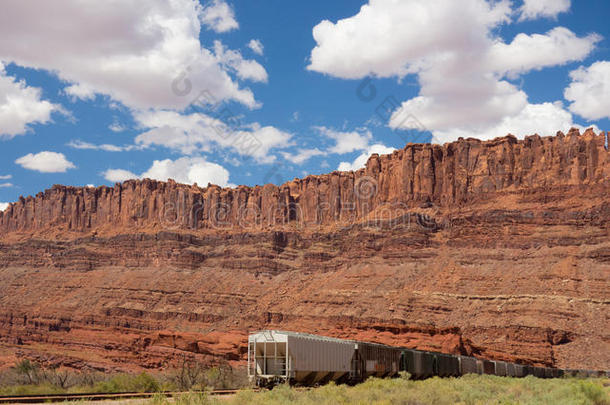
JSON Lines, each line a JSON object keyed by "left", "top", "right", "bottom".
{"left": 248, "top": 330, "right": 608, "bottom": 387}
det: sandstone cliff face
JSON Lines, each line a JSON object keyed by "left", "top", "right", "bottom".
{"left": 1, "top": 129, "right": 607, "bottom": 236}
{"left": 0, "top": 129, "right": 608, "bottom": 373}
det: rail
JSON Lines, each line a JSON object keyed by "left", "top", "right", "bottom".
{"left": 0, "top": 389, "right": 245, "bottom": 403}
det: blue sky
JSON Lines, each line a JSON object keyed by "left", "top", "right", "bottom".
{"left": 0, "top": 0, "right": 609, "bottom": 209}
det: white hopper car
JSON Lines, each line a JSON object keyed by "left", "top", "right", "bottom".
{"left": 248, "top": 330, "right": 356, "bottom": 386}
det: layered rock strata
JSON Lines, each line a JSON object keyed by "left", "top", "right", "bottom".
{"left": 0, "top": 129, "right": 608, "bottom": 372}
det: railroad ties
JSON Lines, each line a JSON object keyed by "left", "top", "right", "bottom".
{"left": 0, "top": 390, "right": 242, "bottom": 404}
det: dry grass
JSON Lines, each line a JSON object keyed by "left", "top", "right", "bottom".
{"left": 160, "top": 375, "right": 609, "bottom": 405}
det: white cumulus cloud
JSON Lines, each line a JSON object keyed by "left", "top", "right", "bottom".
{"left": 280, "top": 126, "right": 390, "bottom": 165}
{"left": 247, "top": 39, "right": 264, "bottom": 56}
{"left": 15, "top": 151, "right": 76, "bottom": 173}
{"left": 308, "top": 125, "right": 396, "bottom": 171}
{"left": 143, "top": 157, "right": 231, "bottom": 187}
{"left": 213, "top": 41, "right": 268, "bottom": 83}
{"left": 200, "top": 0, "right": 238, "bottom": 33}
{"left": 338, "top": 144, "right": 395, "bottom": 172}
{"left": 0, "top": 63, "right": 58, "bottom": 138}
{"left": 308, "top": 0, "right": 513, "bottom": 80}
{"left": 519, "top": 0, "right": 571, "bottom": 21}
{"left": 108, "top": 121, "right": 126, "bottom": 133}
{"left": 430, "top": 102, "right": 576, "bottom": 141}
{"left": 0, "top": 202, "right": 9, "bottom": 212}
{"left": 0, "top": 0, "right": 259, "bottom": 110}
{"left": 315, "top": 126, "right": 372, "bottom": 154}
{"left": 488, "top": 27, "right": 600, "bottom": 78}
{"left": 134, "top": 110, "right": 293, "bottom": 164}
{"left": 281, "top": 148, "right": 326, "bottom": 164}
{"left": 308, "top": 0, "right": 600, "bottom": 144}
{"left": 103, "top": 169, "right": 138, "bottom": 183}
{"left": 565, "top": 61, "right": 610, "bottom": 121}
{"left": 103, "top": 157, "right": 232, "bottom": 187}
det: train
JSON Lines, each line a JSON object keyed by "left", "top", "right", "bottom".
{"left": 248, "top": 330, "right": 608, "bottom": 387}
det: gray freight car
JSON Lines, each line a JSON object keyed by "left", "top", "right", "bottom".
{"left": 400, "top": 349, "right": 435, "bottom": 379}
{"left": 495, "top": 361, "right": 508, "bottom": 376}
{"left": 481, "top": 359, "right": 496, "bottom": 375}
{"left": 248, "top": 330, "right": 356, "bottom": 386}
{"left": 458, "top": 355, "right": 479, "bottom": 375}
{"left": 436, "top": 353, "right": 460, "bottom": 377}
{"left": 353, "top": 341, "right": 401, "bottom": 380}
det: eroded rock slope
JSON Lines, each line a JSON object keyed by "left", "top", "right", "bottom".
{"left": 0, "top": 129, "right": 608, "bottom": 372}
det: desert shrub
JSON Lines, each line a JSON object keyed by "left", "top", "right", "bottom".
{"left": 42, "top": 366, "right": 72, "bottom": 389}
{"left": 14, "top": 359, "right": 40, "bottom": 385}
{"left": 92, "top": 372, "right": 160, "bottom": 393}
{"left": 204, "top": 364, "right": 235, "bottom": 389}
{"left": 169, "top": 357, "right": 206, "bottom": 391}
{"left": 575, "top": 380, "right": 610, "bottom": 405}
{"left": 150, "top": 392, "right": 215, "bottom": 405}
{"left": 398, "top": 371, "right": 411, "bottom": 380}
{"left": 174, "top": 392, "right": 216, "bottom": 405}
{"left": 163, "top": 356, "right": 246, "bottom": 391}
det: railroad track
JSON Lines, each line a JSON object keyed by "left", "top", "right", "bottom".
{"left": 0, "top": 389, "right": 242, "bottom": 403}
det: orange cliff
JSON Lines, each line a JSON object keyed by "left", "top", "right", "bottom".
{"left": 1, "top": 128, "right": 608, "bottom": 238}
{"left": 0, "top": 128, "right": 608, "bottom": 372}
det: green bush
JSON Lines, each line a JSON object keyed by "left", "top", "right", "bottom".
{"left": 91, "top": 372, "right": 160, "bottom": 393}
{"left": 575, "top": 380, "right": 609, "bottom": 405}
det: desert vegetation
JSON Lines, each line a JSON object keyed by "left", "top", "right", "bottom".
{"left": 0, "top": 357, "right": 247, "bottom": 396}
{"left": 1, "top": 360, "right": 607, "bottom": 405}
{"left": 159, "top": 374, "right": 609, "bottom": 405}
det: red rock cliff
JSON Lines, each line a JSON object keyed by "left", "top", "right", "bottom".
{"left": 1, "top": 129, "right": 608, "bottom": 237}
{"left": 0, "top": 129, "right": 608, "bottom": 373}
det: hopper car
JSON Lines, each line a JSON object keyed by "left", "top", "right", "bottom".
{"left": 248, "top": 330, "right": 607, "bottom": 387}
